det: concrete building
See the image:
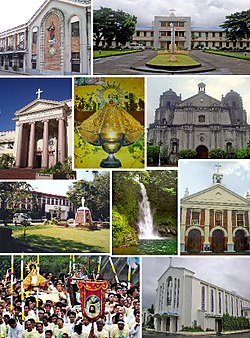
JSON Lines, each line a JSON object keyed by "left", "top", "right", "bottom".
{"left": 0, "top": 0, "right": 91, "bottom": 75}
{"left": 180, "top": 166, "right": 250, "bottom": 254}
{"left": 1, "top": 190, "right": 75, "bottom": 220}
{"left": 133, "top": 13, "right": 250, "bottom": 50}
{"left": 0, "top": 90, "right": 72, "bottom": 169}
{"left": 154, "top": 261, "right": 250, "bottom": 333}
{"left": 147, "top": 82, "right": 250, "bottom": 163}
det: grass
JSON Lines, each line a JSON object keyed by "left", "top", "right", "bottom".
{"left": 146, "top": 54, "right": 200, "bottom": 67}
{"left": 93, "top": 49, "right": 141, "bottom": 58}
{"left": 203, "top": 50, "right": 250, "bottom": 60}
{"left": 9, "top": 224, "right": 110, "bottom": 253}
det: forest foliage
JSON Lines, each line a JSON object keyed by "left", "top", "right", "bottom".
{"left": 112, "top": 171, "right": 177, "bottom": 246}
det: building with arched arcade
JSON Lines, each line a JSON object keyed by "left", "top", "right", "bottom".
{"left": 180, "top": 166, "right": 250, "bottom": 254}
{"left": 0, "top": 0, "right": 91, "bottom": 75}
{"left": 147, "top": 82, "right": 250, "bottom": 164}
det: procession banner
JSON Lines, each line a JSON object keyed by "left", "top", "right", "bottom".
{"left": 77, "top": 280, "right": 108, "bottom": 321}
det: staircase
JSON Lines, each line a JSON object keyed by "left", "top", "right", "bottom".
{"left": 0, "top": 168, "right": 41, "bottom": 179}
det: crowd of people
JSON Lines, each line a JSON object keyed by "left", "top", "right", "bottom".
{"left": 0, "top": 269, "right": 140, "bottom": 338}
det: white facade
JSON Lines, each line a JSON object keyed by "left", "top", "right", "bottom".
{"left": 133, "top": 13, "right": 250, "bottom": 50}
{"left": 154, "top": 264, "right": 250, "bottom": 333}
{"left": 0, "top": 96, "right": 72, "bottom": 169}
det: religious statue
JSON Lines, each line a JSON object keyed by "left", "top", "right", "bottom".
{"left": 48, "top": 22, "right": 55, "bottom": 44}
{"left": 23, "top": 261, "right": 48, "bottom": 290}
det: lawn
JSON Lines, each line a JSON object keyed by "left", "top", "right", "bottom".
{"left": 10, "top": 224, "right": 110, "bottom": 253}
{"left": 93, "top": 49, "right": 141, "bottom": 58}
{"left": 146, "top": 54, "right": 200, "bottom": 67}
{"left": 203, "top": 50, "right": 250, "bottom": 60}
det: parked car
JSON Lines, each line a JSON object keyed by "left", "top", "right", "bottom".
{"left": 13, "top": 213, "right": 32, "bottom": 225}
{"left": 130, "top": 43, "right": 145, "bottom": 50}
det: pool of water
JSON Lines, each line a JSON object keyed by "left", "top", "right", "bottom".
{"left": 113, "top": 238, "right": 177, "bottom": 255}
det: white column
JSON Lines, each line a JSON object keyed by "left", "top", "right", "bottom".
{"left": 227, "top": 210, "right": 234, "bottom": 252}
{"left": 42, "top": 120, "right": 49, "bottom": 168}
{"left": 28, "top": 122, "right": 36, "bottom": 168}
{"left": 15, "top": 123, "right": 24, "bottom": 167}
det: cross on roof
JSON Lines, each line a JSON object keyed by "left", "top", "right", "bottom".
{"left": 36, "top": 88, "right": 43, "bottom": 99}
{"left": 215, "top": 163, "right": 221, "bottom": 174}
{"left": 169, "top": 8, "right": 176, "bottom": 14}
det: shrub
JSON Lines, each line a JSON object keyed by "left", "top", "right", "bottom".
{"left": 236, "top": 147, "right": 250, "bottom": 158}
{"left": 208, "top": 148, "right": 227, "bottom": 158}
{"left": 177, "top": 149, "right": 197, "bottom": 159}
{"left": 147, "top": 145, "right": 160, "bottom": 165}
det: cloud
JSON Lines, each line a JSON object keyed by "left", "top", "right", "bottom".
{"left": 94, "top": 0, "right": 249, "bottom": 28}
{"left": 142, "top": 257, "right": 250, "bottom": 309}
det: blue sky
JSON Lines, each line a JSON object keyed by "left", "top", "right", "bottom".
{"left": 0, "top": 78, "right": 72, "bottom": 131}
{"left": 179, "top": 160, "right": 250, "bottom": 199}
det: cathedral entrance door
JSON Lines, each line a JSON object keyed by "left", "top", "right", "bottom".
{"left": 166, "top": 317, "right": 170, "bottom": 331}
{"left": 212, "top": 230, "right": 224, "bottom": 253}
{"left": 235, "top": 230, "right": 245, "bottom": 252}
{"left": 187, "top": 229, "right": 201, "bottom": 253}
{"left": 36, "top": 154, "right": 42, "bottom": 168}
{"left": 196, "top": 145, "right": 208, "bottom": 158}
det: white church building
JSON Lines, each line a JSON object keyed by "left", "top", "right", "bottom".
{"left": 0, "top": 88, "right": 72, "bottom": 170}
{"left": 154, "top": 261, "right": 250, "bottom": 334}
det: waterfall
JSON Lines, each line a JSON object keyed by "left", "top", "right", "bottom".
{"left": 137, "top": 182, "right": 161, "bottom": 239}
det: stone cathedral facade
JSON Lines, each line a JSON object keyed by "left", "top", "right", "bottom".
{"left": 0, "top": 0, "right": 91, "bottom": 75}
{"left": 147, "top": 83, "right": 250, "bottom": 164}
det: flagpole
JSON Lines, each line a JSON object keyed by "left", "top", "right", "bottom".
{"left": 108, "top": 257, "right": 119, "bottom": 284}
{"left": 36, "top": 256, "right": 40, "bottom": 322}
{"left": 21, "top": 255, "right": 25, "bottom": 328}
{"left": 72, "top": 255, "right": 76, "bottom": 277}
{"left": 69, "top": 255, "right": 72, "bottom": 274}
{"left": 128, "top": 263, "right": 131, "bottom": 289}
{"left": 10, "top": 255, "right": 14, "bottom": 314}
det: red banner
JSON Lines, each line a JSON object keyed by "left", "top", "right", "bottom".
{"left": 77, "top": 280, "right": 108, "bottom": 322}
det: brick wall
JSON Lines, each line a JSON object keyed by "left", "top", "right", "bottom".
{"left": 44, "top": 13, "right": 61, "bottom": 71}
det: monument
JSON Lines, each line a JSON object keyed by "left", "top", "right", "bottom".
{"left": 74, "top": 197, "right": 93, "bottom": 226}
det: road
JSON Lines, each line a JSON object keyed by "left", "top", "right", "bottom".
{"left": 94, "top": 50, "right": 250, "bottom": 75}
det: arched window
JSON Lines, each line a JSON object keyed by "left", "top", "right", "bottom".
{"left": 166, "top": 276, "right": 173, "bottom": 305}
{"left": 225, "top": 294, "right": 228, "bottom": 314}
{"left": 211, "top": 289, "right": 214, "bottom": 313}
{"left": 218, "top": 292, "right": 222, "bottom": 314}
{"left": 201, "top": 286, "right": 205, "bottom": 311}
{"left": 71, "top": 16, "right": 80, "bottom": 72}
{"left": 177, "top": 279, "right": 180, "bottom": 308}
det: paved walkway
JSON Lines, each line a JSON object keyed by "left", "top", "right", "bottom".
{"left": 94, "top": 50, "right": 250, "bottom": 75}
{"left": 143, "top": 330, "right": 250, "bottom": 337}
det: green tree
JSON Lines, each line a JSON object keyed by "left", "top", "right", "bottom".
{"left": 0, "top": 182, "right": 31, "bottom": 225}
{"left": 0, "top": 154, "right": 15, "bottom": 169}
{"left": 220, "top": 10, "right": 250, "bottom": 41}
{"left": 93, "top": 7, "right": 137, "bottom": 48}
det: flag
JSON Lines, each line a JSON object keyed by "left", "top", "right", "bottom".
{"left": 127, "top": 257, "right": 140, "bottom": 270}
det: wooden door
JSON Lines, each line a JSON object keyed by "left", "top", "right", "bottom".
{"left": 187, "top": 229, "right": 201, "bottom": 253}
{"left": 212, "top": 230, "right": 224, "bottom": 253}
{"left": 235, "top": 230, "right": 245, "bottom": 252}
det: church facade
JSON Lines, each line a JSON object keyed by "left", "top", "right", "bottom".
{"left": 147, "top": 82, "right": 250, "bottom": 164}
{"left": 154, "top": 262, "right": 250, "bottom": 333}
{"left": 0, "top": 0, "right": 91, "bottom": 75}
{"left": 180, "top": 166, "right": 250, "bottom": 254}
{"left": 0, "top": 91, "right": 72, "bottom": 170}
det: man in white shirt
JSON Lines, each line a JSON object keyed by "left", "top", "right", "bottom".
{"left": 7, "top": 319, "right": 23, "bottom": 338}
